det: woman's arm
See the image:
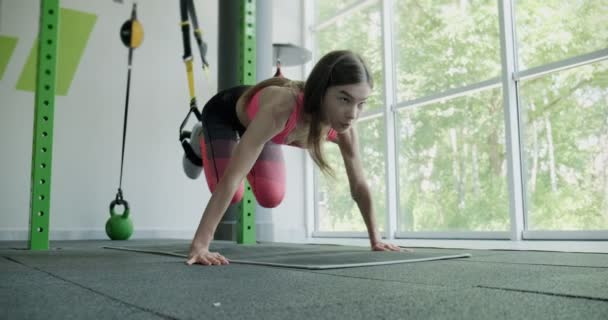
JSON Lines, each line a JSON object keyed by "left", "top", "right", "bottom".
{"left": 190, "top": 87, "right": 291, "bottom": 252}
{"left": 336, "top": 126, "right": 404, "bottom": 252}
{"left": 336, "top": 125, "right": 381, "bottom": 246}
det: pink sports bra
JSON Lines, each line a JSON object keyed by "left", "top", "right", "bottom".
{"left": 246, "top": 90, "right": 338, "bottom": 146}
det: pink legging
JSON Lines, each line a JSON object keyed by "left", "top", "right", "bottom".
{"left": 199, "top": 135, "right": 286, "bottom": 208}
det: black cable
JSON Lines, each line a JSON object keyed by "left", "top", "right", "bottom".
{"left": 118, "top": 48, "right": 133, "bottom": 191}
{"left": 117, "top": 4, "right": 137, "bottom": 196}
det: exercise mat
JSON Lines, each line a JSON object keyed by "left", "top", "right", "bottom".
{"left": 104, "top": 242, "right": 471, "bottom": 270}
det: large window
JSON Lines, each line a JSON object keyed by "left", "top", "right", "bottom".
{"left": 392, "top": 0, "right": 507, "bottom": 232}
{"left": 318, "top": 118, "right": 386, "bottom": 232}
{"left": 521, "top": 61, "right": 608, "bottom": 231}
{"left": 393, "top": 0, "right": 501, "bottom": 101}
{"left": 315, "top": 0, "right": 362, "bottom": 23}
{"left": 515, "top": 0, "right": 608, "bottom": 69}
{"left": 515, "top": 0, "right": 608, "bottom": 232}
{"left": 397, "top": 88, "right": 509, "bottom": 232}
{"left": 310, "top": 0, "right": 608, "bottom": 239}
{"left": 314, "top": 1, "right": 385, "bottom": 232}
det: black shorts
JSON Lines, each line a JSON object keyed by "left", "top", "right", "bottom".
{"left": 200, "top": 85, "right": 252, "bottom": 137}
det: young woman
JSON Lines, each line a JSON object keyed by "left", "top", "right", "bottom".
{"left": 187, "top": 50, "right": 405, "bottom": 266}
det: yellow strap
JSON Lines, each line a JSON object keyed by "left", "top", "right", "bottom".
{"left": 185, "top": 60, "right": 195, "bottom": 99}
{"left": 195, "top": 28, "right": 203, "bottom": 35}
{"left": 180, "top": 21, "right": 190, "bottom": 26}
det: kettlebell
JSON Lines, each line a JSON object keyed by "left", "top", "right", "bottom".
{"left": 106, "top": 198, "right": 133, "bottom": 240}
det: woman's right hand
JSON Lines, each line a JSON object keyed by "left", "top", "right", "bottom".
{"left": 186, "top": 248, "right": 230, "bottom": 266}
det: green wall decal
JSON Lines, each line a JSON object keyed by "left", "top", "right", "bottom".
{"left": 16, "top": 8, "right": 96, "bottom": 96}
{"left": 0, "top": 36, "right": 18, "bottom": 80}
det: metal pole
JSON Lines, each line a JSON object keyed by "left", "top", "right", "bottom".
{"left": 29, "top": 0, "right": 60, "bottom": 250}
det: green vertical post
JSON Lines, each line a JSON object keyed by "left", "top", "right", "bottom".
{"left": 236, "top": 0, "right": 256, "bottom": 244}
{"left": 29, "top": 0, "right": 60, "bottom": 250}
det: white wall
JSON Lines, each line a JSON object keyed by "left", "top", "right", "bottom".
{"left": 0, "top": 0, "right": 308, "bottom": 243}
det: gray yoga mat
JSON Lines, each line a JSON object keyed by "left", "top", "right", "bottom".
{"left": 104, "top": 243, "right": 471, "bottom": 270}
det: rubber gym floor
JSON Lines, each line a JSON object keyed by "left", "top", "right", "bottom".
{"left": 2, "top": 239, "right": 607, "bottom": 320}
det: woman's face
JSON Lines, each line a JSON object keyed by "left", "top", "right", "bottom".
{"left": 321, "top": 82, "right": 371, "bottom": 132}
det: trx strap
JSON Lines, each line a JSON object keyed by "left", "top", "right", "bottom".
{"left": 179, "top": 0, "right": 209, "bottom": 166}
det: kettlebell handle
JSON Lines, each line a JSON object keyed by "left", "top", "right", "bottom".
{"left": 110, "top": 198, "right": 130, "bottom": 218}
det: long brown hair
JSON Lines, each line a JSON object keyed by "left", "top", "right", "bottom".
{"left": 303, "top": 50, "right": 373, "bottom": 177}
{"left": 240, "top": 50, "right": 373, "bottom": 177}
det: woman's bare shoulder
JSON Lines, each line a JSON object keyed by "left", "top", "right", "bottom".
{"left": 258, "top": 86, "right": 298, "bottom": 116}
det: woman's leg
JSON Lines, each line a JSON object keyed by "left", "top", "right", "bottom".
{"left": 199, "top": 116, "right": 244, "bottom": 205}
{"left": 197, "top": 85, "right": 252, "bottom": 203}
{"left": 246, "top": 141, "right": 286, "bottom": 208}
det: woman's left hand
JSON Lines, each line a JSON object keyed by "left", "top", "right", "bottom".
{"left": 371, "top": 241, "right": 414, "bottom": 252}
